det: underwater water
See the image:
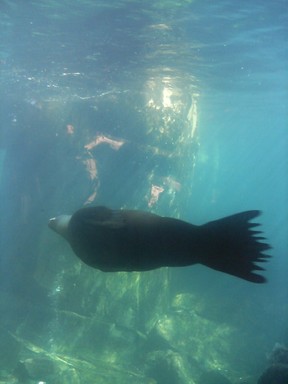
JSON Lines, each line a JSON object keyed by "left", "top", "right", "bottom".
{"left": 0, "top": 0, "right": 287, "bottom": 383}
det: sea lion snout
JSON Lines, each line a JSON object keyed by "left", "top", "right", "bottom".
{"left": 48, "top": 215, "right": 71, "bottom": 239}
{"left": 48, "top": 217, "right": 56, "bottom": 229}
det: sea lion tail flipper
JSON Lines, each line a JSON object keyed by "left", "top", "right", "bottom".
{"left": 199, "top": 210, "right": 271, "bottom": 283}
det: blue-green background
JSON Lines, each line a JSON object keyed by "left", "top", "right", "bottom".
{"left": 0, "top": 1, "right": 287, "bottom": 383}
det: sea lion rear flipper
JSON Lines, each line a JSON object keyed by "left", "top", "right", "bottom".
{"left": 198, "top": 210, "right": 271, "bottom": 283}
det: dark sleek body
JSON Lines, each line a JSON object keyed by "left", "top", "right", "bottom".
{"left": 49, "top": 206, "right": 271, "bottom": 283}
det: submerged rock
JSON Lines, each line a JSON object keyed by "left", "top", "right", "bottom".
{"left": 198, "top": 370, "right": 232, "bottom": 384}
{"left": 14, "top": 357, "right": 55, "bottom": 382}
{"left": 268, "top": 343, "right": 288, "bottom": 365}
{"left": 145, "top": 349, "right": 193, "bottom": 384}
{"left": 257, "top": 363, "right": 288, "bottom": 384}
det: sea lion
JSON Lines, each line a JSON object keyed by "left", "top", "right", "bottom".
{"left": 48, "top": 206, "right": 271, "bottom": 283}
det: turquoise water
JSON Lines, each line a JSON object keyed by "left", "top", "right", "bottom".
{"left": 0, "top": 149, "right": 5, "bottom": 183}
{"left": 0, "top": 1, "right": 287, "bottom": 383}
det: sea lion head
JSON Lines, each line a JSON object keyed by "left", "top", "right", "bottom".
{"left": 48, "top": 215, "right": 71, "bottom": 240}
